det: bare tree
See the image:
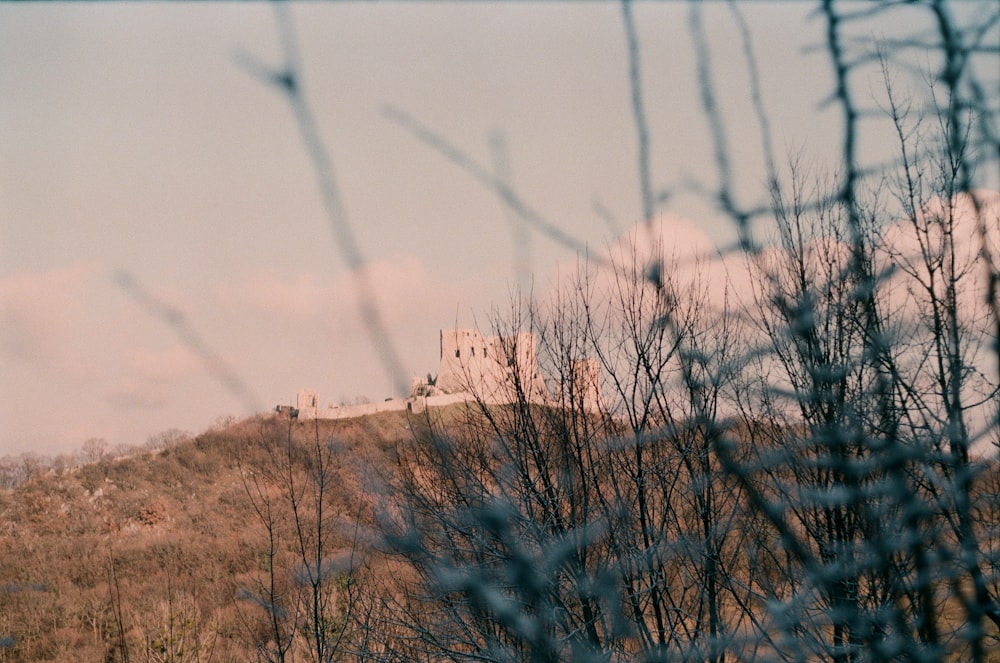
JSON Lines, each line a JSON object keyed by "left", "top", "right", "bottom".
{"left": 236, "top": 419, "right": 362, "bottom": 662}
{"left": 375, "top": 242, "right": 753, "bottom": 661}
{"left": 713, "top": 86, "right": 1000, "bottom": 660}
{"left": 230, "top": 1, "right": 999, "bottom": 661}
{"left": 81, "top": 438, "right": 108, "bottom": 465}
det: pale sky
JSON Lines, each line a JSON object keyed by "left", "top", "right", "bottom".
{"left": 1, "top": 3, "right": 994, "bottom": 456}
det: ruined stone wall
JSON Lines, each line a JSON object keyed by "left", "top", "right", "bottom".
{"left": 290, "top": 329, "right": 600, "bottom": 422}
{"left": 317, "top": 398, "right": 409, "bottom": 420}
{"left": 289, "top": 391, "right": 477, "bottom": 421}
{"left": 436, "top": 328, "right": 547, "bottom": 404}
{"left": 296, "top": 389, "right": 319, "bottom": 420}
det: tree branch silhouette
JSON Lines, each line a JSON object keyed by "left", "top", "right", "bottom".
{"left": 114, "top": 270, "right": 263, "bottom": 414}
{"left": 236, "top": 2, "right": 409, "bottom": 397}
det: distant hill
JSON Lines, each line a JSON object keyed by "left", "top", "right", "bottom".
{"left": 0, "top": 410, "right": 419, "bottom": 661}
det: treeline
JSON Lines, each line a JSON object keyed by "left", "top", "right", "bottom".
{"left": 0, "top": 429, "right": 193, "bottom": 490}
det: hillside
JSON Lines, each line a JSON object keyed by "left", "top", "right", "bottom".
{"left": 3, "top": 400, "right": 998, "bottom": 662}
{"left": 0, "top": 411, "right": 418, "bottom": 662}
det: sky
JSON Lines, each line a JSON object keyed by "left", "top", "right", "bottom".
{"left": 1, "top": 3, "right": 995, "bottom": 456}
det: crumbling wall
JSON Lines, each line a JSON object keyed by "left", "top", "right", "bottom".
{"left": 287, "top": 329, "right": 599, "bottom": 422}
{"left": 296, "top": 389, "right": 319, "bottom": 420}
{"left": 318, "top": 398, "right": 409, "bottom": 420}
{"left": 437, "top": 328, "right": 547, "bottom": 404}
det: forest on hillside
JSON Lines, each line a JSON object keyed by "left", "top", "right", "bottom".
{"left": 3, "top": 0, "right": 1000, "bottom": 661}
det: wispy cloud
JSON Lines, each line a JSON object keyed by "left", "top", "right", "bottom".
{"left": 108, "top": 345, "right": 203, "bottom": 410}
{"left": 217, "top": 257, "right": 468, "bottom": 333}
{"left": 0, "top": 263, "right": 97, "bottom": 367}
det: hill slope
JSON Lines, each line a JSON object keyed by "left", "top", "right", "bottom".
{"left": 0, "top": 411, "right": 415, "bottom": 661}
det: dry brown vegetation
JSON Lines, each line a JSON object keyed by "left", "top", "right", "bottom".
{"left": 1, "top": 401, "right": 998, "bottom": 662}
{"left": 0, "top": 412, "right": 415, "bottom": 662}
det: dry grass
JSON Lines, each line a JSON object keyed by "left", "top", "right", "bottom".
{"left": 0, "top": 412, "right": 411, "bottom": 662}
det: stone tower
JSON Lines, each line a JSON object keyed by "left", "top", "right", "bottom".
{"left": 296, "top": 389, "right": 319, "bottom": 419}
{"left": 436, "top": 328, "right": 547, "bottom": 404}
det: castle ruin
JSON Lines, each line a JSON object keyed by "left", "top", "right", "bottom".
{"left": 286, "top": 328, "right": 600, "bottom": 420}
{"left": 434, "top": 328, "right": 549, "bottom": 404}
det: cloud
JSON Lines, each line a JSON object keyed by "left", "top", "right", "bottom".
{"left": 550, "top": 212, "right": 750, "bottom": 317}
{"left": 207, "top": 257, "right": 474, "bottom": 402}
{"left": 881, "top": 189, "right": 1000, "bottom": 318}
{"left": 0, "top": 263, "right": 98, "bottom": 366}
{"left": 338, "top": 257, "right": 466, "bottom": 328}
{"left": 217, "top": 257, "right": 468, "bottom": 333}
{"left": 217, "top": 270, "right": 328, "bottom": 319}
{"left": 108, "top": 344, "right": 203, "bottom": 410}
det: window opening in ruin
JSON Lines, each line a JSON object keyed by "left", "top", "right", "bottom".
{"left": 471, "top": 347, "right": 475, "bottom": 357}
{"left": 455, "top": 349, "right": 460, "bottom": 358}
